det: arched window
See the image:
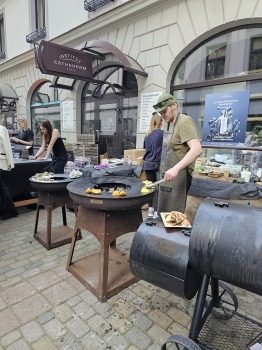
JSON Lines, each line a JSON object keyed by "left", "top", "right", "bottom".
{"left": 171, "top": 26, "right": 262, "bottom": 148}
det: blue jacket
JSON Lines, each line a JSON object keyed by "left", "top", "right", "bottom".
{"left": 143, "top": 129, "right": 164, "bottom": 171}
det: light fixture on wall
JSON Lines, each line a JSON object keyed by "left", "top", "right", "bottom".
{"left": 26, "top": 28, "right": 46, "bottom": 44}
{"left": 0, "top": 100, "right": 9, "bottom": 112}
{"left": 84, "top": 0, "right": 114, "bottom": 12}
{"left": 9, "top": 100, "right": 16, "bottom": 111}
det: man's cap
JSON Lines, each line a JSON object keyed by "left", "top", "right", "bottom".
{"left": 153, "top": 93, "right": 177, "bottom": 113}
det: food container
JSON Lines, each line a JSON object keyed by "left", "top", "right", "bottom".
{"left": 223, "top": 170, "right": 230, "bottom": 178}
{"left": 241, "top": 171, "right": 251, "bottom": 182}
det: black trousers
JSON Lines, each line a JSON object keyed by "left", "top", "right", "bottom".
{"left": 145, "top": 169, "right": 159, "bottom": 208}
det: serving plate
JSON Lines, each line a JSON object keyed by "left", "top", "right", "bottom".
{"left": 160, "top": 212, "right": 192, "bottom": 228}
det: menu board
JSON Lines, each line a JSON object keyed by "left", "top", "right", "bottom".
{"left": 140, "top": 92, "right": 162, "bottom": 132}
{"left": 62, "top": 100, "right": 74, "bottom": 130}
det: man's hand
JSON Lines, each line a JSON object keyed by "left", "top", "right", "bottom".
{"left": 164, "top": 166, "right": 179, "bottom": 181}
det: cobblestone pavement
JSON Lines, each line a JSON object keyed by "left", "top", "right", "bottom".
{"left": 0, "top": 206, "right": 262, "bottom": 350}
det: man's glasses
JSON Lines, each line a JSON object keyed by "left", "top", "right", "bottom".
{"left": 153, "top": 98, "right": 173, "bottom": 109}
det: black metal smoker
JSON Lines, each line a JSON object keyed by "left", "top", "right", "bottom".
{"left": 129, "top": 197, "right": 262, "bottom": 349}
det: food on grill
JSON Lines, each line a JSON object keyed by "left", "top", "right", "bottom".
{"left": 85, "top": 188, "right": 92, "bottom": 194}
{"left": 165, "top": 211, "right": 189, "bottom": 226}
{"left": 112, "top": 190, "right": 121, "bottom": 197}
{"left": 31, "top": 172, "right": 55, "bottom": 182}
{"left": 141, "top": 186, "right": 151, "bottom": 193}
{"left": 142, "top": 180, "right": 152, "bottom": 185}
{"left": 91, "top": 189, "right": 101, "bottom": 194}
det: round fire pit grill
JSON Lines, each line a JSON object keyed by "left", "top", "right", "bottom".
{"left": 66, "top": 176, "right": 155, "bottom": 302}
{"left": 66, "top": 176, "right": 154, "bottom": 211}
{"left": 30, "top": 174, "right": 74, "bottom": 192}
{"left": 29, "top": 174, "right": 82, "bottom": 250}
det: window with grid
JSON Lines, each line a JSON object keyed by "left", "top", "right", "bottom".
{"left": 249, "top": 37, "right": 262, "bottom": 71}
{"left": 205, "top": 45, "right": 226, "bottom": 79}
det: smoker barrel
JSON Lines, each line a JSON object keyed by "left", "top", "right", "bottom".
{"left": 189, "top": 197, "right": 262, "bottom": 296}
{"left": 129, "top": 220, "right": 202, "bottom": 300}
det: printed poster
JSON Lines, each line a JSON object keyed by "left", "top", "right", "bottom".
{"left": 202, "top": 90, "right": 250, "bottom": 146}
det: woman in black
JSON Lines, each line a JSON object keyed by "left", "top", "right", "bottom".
{"left": 10, "top": 117, "right": 34, "bottom": 156}
{"left": 32, "top": 120, "right": 68, "bottom": 174}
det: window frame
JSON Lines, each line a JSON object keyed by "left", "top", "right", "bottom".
{"left": 170, "top": 25, "right": 262, "bottom": 152}
{"left": 0, "top": 12, "right": 5, "bottom": 55}
{"left": 32, "top": 0, "right": 45, "bottom": 30}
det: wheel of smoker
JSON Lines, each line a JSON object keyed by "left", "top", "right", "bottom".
{"left": 205, "top": 280, "right": 238, "bottom": 320}
{"left": 161, "top": 335, "right": 201, "bottom": 350}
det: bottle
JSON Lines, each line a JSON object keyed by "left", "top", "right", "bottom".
{"left": 220, "top": 110, "right": 228, "bottom": 134}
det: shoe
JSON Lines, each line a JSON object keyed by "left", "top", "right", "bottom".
{"left": 148, "top": 207, "right": 154, "bottom": 217}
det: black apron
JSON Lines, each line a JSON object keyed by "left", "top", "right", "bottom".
{"left": 157, "top": 114, "right": 188, "bottom": 214}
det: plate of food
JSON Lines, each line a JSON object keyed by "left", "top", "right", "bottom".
{"left": 160, "top": 211, "right": 192, "bottom": 228}
{"left": 207, "top": 171, "right": 222, "bottom": 178}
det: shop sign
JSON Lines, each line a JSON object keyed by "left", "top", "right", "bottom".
{"left": 202, "top": 90, "right": 250, "bottom": 146}
{"left": 36, "top": 40, "right": 93, "bottom": 80}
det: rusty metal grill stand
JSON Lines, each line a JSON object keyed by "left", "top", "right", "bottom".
{"left": 66, "top": 205, "right": 141, "bottom": 302}
{"left": 34, "top": 190, "right": 81, "bottom": 250}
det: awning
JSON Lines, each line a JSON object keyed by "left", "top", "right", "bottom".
{"left": 0, "top": 84, "right": 19, "bottom": 100}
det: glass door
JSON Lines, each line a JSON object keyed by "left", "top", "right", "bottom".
{"left": 97, "top": 100, "right": 121, "bottom": 158}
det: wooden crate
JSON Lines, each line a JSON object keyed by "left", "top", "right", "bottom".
{"left": 76, "top": 134, "right": 95, "bottom": 144}
{"left": 65, "top": 142, "right": 99, "bottom": 165}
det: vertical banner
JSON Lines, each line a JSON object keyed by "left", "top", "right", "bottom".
{"left": 202, "top": 90, "right": 250, "bottom": 146}
{"left": 140, "top": 92, "right": 162, "bottom": 132}
{"left": 62, "top": 100, "right": 74, "bottom": 130}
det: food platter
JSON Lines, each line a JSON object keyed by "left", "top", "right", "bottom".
{"left": 160, "top": 212, "right": 192, "bottom": 228}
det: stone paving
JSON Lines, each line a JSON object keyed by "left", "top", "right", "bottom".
{"left": 0, "top": 206, "right": 262, "bottom": 350}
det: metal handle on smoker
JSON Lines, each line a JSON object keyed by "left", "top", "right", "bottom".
{"left": 96, "top": 130, "right": 100, "bottom": 142}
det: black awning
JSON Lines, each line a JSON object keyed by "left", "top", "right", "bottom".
{"left": 0, "top": 84, "right": 19, "bottom": 100}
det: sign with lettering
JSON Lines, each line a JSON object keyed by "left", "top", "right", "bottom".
{"left": 37, "top": 40, "right": 93, "bottom": 80}
{"left": 140, "top": 92, "right": 162, "bottom": 132}
{"left": 202, "top": 90, "right": 250, "bottom": 146}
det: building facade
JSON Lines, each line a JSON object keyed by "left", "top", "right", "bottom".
{"left": 0, "top": 0, "right": 262, "bottom": 162}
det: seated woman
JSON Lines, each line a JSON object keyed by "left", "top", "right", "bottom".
{"left": 10, "top": 117, "right": 34, "bottom": 156}
{"left": 32, "top": 120, "right": 68, "bottom": 174}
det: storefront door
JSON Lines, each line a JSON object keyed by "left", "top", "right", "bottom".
{"left": 96, "top": 100, "right": 122, "bottom": 159}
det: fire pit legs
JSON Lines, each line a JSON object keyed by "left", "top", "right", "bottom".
{"left": 34, "top": 190, "right": 81, "bottom": 250}
{"left": 66, "top": 205, "right": 141, "bottom": 302}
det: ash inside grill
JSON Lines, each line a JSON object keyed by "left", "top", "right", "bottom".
{"left": 93, "top": 183, "right": 131, "bottom": 193}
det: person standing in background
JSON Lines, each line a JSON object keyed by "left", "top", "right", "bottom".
{"left": 10, "top": 117, "right": 34, "bottom": 156}
{"left": 142, "top": 112, "right": 164, "bottom": 217}
{"left": 32, "top": 120, "right": 68, "bottom": 174}
{"left": 0, "top": 114, "right": 18, "bottom": 219}
{"left": 153, "top": 93, "right": 202, "bottom": 214}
